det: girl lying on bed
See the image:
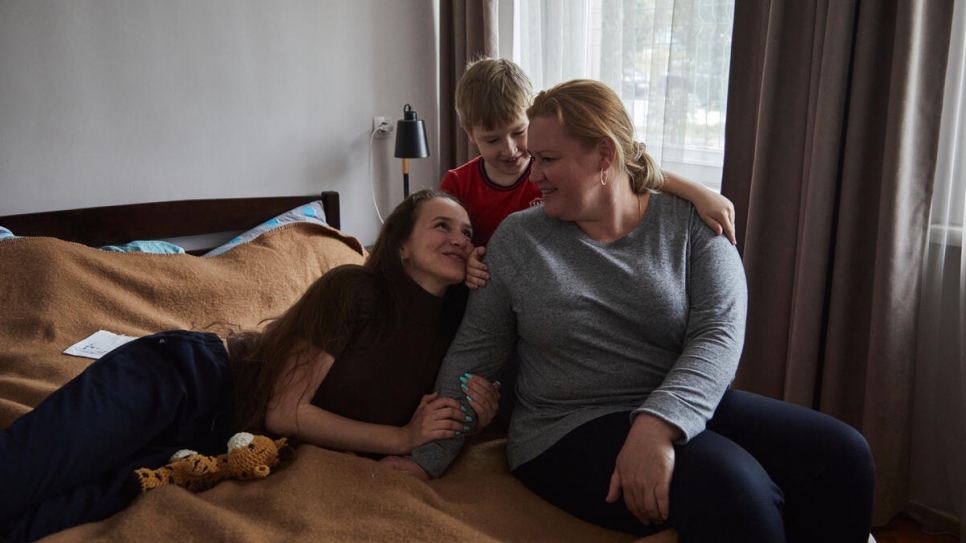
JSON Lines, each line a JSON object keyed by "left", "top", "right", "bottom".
{"left": 0, "top": 189, "right": 501, "bottom": 543}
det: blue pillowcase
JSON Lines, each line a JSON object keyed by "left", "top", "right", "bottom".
{"left": 0, "top": 226, "right": 185, "bottom": 253}
{"left": 2, "top": 200, "right": 327, "bottom": 256}
{"left": 99, "top": 240, "right": 186, "bottom": 254}
{"left": 203, "top": 201, "right": 328, "bottom": 257}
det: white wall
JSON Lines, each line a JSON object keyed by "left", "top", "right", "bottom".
{"left": 0, "top": 0, "right": 440, "bottom": 246}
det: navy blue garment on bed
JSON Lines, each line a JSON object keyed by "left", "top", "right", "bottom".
{"left": 0, "top": 331, "right": 235, "bottom": 543}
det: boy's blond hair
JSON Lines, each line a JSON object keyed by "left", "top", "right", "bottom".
{"left": 455, "top": 57, "right": 533, "bottom": 131}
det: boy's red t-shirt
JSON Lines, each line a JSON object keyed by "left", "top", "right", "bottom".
{"left": 439, "top": 156, "right": 542, "bottom": 247}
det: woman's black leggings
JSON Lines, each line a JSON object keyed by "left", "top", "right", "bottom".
{"left": 513, "top": 389, "right": 875, "bottom": 543}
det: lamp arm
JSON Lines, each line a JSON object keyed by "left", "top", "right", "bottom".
{"left": 402, "top": 158, "right": 410, "bottom": 197}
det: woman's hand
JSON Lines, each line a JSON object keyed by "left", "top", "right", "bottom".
{"left": 379, "top": 455, "right": 431, "bottom": 481}
{"left": 403, "top": 393, "right": 467, "bottom": 450}
{"left": 460, "top": 374, "right": 501, "bottom": 431}
{"left": 464, "top": 246, "right": 489, "bottom": 289}
{"left": 693, "top": 190, "right": 737, "bottom": 245}
{"left": 606, "top": 414, "right": 681, "bottom": 525}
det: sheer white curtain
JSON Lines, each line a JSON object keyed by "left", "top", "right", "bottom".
{"left": 911, "top": 0, "right": 966, "bottom": 539}
{"left": 513, "top": 0, "right": 734, "bottom": 189}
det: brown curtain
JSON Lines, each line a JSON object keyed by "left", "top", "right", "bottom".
{"left": 721, "top": 0, "right": 954, "bottom": 525}
{"left": 437, "top": 0, "right": 500, "bottom": 176}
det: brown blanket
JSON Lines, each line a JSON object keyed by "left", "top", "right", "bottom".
{"left": 0, "top": 223, "right": 677, "bottom": 543}
{"left": 0, "top": 223, "right": 367, "bottom": 427}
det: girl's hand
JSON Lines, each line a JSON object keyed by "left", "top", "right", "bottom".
{"left": 403, "top": 393, "right": 467, "bottom": 450}
{"left": 464, "top": 246, "right": 489, "bottom": 289}
{"left": 460, "top": 374, "right": 501, "bottom": 432}
{"left": 693, "top": 190, "right": 737, "bottom": 245}
{"left": 379, "top": 455, "right": 430, "bottom": 481}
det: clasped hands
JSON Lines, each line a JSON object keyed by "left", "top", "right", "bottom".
{"left": 381, "top": 373, "right": 500, "bottom": 480}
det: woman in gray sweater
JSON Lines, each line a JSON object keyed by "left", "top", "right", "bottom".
{"left": 403, "top": 80, "right": 875, "bottom": 543}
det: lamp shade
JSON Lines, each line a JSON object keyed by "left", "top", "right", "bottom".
{"left": 394, "top": 104, "right": 430, "bottom": 159}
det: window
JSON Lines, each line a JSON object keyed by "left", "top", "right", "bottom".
{"left": 513, "top": 0, "right": 735, "bottom": 190}
{"left": 929, "top": 0, "right": 966, "bottom": 248}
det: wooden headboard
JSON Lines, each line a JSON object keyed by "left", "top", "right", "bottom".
{"left": 0, "top": 192, "right": 340, "bottom": 252}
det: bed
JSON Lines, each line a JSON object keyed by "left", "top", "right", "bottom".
{"left": 0, "top": 193, "right": 677, "bottom": 543}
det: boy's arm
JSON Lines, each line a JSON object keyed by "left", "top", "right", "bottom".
{"left": 464, "top": 246, "right": 489, "bottom": 290}
{"left": 661, "top": 172, "right": 737, "bottom": 245}
{"left": 442, "top": 170, "right": 492, "bottom": 291}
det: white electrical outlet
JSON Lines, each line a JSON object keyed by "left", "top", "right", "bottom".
{"left": 373, "top": 116, "right": 393, "bottom": 138}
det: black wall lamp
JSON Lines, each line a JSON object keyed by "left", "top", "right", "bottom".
{"left": 393, "top": 104, "right": 429, "bottom": 198}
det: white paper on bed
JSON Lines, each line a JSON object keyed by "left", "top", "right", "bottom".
{"left": 63, "top": 330, "right": 139, "bottom": 359}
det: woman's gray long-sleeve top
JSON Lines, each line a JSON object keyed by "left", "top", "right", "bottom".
{"left": 410, "top": 193, "right": 748, "bottom": 478}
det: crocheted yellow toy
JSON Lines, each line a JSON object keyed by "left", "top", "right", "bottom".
{"left": 133, "top": 432, "right": 294, "bottom": 493}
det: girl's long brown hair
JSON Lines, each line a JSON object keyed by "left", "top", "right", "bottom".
{"left": 229, "top": 189, "right": 466, "bottom": 432}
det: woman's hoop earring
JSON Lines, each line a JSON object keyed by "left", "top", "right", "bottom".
{"left": 600, "top": 170, "right": 607, "bottom": 186}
